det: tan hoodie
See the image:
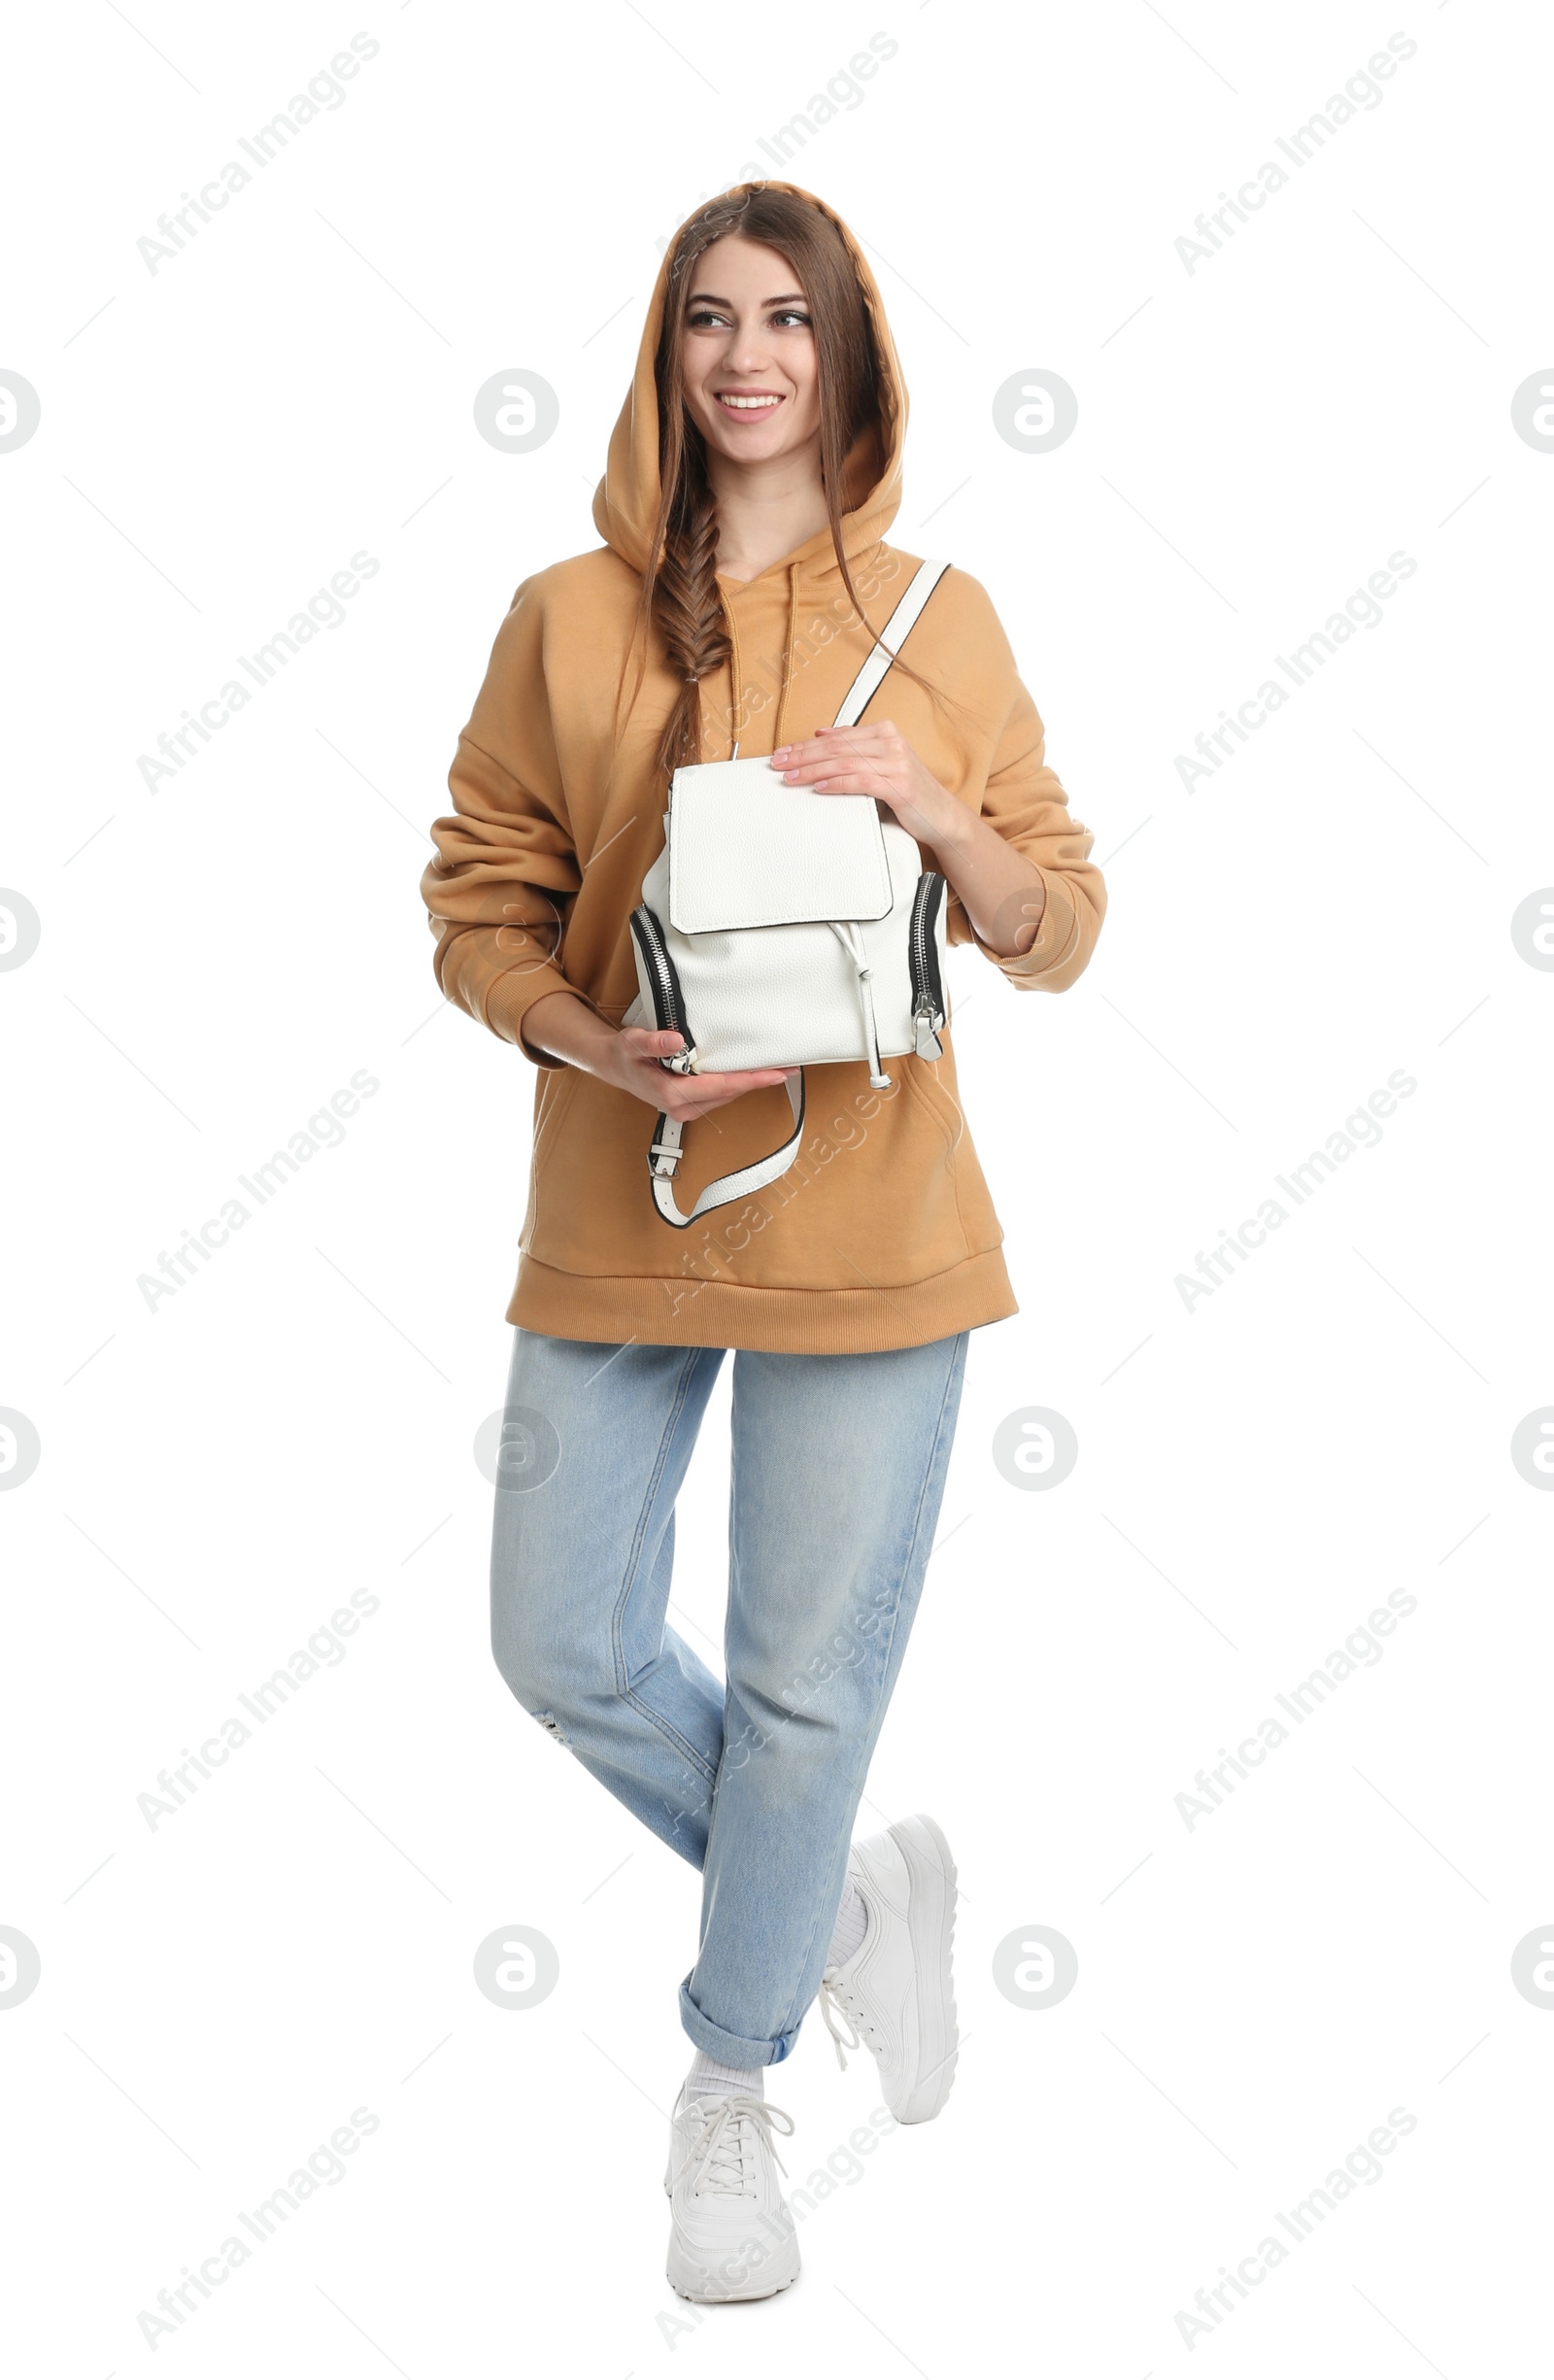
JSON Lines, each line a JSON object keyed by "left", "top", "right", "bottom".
{"left": 421, "top": 183, "right": 1105, "bottom": 1354}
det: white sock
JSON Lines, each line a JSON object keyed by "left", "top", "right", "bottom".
{"left": 827, "top": 1878, "right": 867, "bottom": 1970}
{"left": 684, "top": 2050, "right": 763, "bottom": 2105}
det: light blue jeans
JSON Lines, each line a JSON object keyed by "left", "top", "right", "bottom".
{"left": 490, "top": 1327, "right": 968, "bottom": 2067}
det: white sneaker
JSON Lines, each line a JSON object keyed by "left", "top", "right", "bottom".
{"left": 665, "top": 2086, "right": 800, "bottom": 2303}
{"left": 818, "top": 1812, "right": 959, "bottom": 2125}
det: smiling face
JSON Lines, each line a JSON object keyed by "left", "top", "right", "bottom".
{"left": 677, "top": 235, "right": 822, "bottom": 469}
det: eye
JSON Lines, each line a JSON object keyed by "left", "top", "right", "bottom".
{"left": 770, "top": 309, "right": 811, "bottom": 328}
{"left": 686, "top": 307, "right": 730, "bottom": 328}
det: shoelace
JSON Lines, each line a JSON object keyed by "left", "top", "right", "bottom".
{"left": 672, "top": 2093, "right": 794, "bottom": 2195}
{"left": 817, "top": 1973, "right": 872, "bottom": 2073}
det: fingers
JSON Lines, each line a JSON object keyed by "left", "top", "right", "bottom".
{"left": 770, "top": 743, "right": 871, "bottom": 772}
{"left": 770, "top": 731, "right": 902, "bottom": 792}
{"left": 616, "top": 1024, "right": 799, "bottom": 1119}
{"left": 770, "top": 725, "right": 898, "bottom": 765}
{"left": 668, "top": 1064, "right": 794, "bottom": 1099}
{"left": 658, "top": 1067, "right": 797, "bottom": 1119}
{"left": 777, "top": 759, "right": 894, "bottom": 791}
{"left": 771, "top": 735, "right": 854, "bottom": 768}
{"left": 621, "top": 1026, "right": 686, "bottom": 1058}
{"left": 704, "top": 1066, "right": 799, "bottom": 1090}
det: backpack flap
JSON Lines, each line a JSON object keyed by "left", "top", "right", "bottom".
{"left": 666, "top": 758, "right": 892, "bottom": 934}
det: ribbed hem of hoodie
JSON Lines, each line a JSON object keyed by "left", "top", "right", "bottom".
{"left": 506, "top": 1250, "right": 1018, "bottom": 1353}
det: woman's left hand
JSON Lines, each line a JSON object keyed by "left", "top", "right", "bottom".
{"left": 769, "top": 723, "right": 962, "bottom": 852}
{"left": 769, "top": 719, "right": 1051, "bottom": 959}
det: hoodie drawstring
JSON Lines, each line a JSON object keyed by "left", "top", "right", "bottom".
{"left": 721, "top": 590, "right": 744, "bottom": 761}
{"left": 772, "top": 563, "right": 800, "bottom": 752}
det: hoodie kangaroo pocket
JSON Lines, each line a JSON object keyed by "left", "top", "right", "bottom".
{"left": 901, "top": 1056, "right": 964, "bottom": 1159}
{"left": 519, "top": 1066, "right": 584, "bottom": 1253}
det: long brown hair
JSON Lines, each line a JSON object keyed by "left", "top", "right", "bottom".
{"left": 637, "top": 186, "right": 944, "bottom": 782}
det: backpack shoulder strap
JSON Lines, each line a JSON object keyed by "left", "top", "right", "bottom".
{"left": 830, "top": 559, "right": 951, "bottom": 729}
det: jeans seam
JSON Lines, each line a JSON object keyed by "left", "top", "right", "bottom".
{"left": 611, "top": 1345, "right": 721, "bottom": 1785}
{"left": 771, "top": 1330, "right": 968, "bottom": 2043}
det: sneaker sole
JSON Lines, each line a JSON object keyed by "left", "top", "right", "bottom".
{"left": 890, "top": 1812, "right": 959, "bottom": 2125}
{"left": 668, "top": 2274, "right": 800, "bottom": 2304}
{"left": 666, "top": 2234, "right": 801, "bottom": 2302}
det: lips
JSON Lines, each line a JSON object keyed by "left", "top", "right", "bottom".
{"left": 716, "top": 391, "right": 783, "bottom": 413}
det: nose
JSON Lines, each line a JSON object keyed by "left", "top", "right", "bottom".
{"left": 721, "top": 320, "right": 777, "bottom": 377}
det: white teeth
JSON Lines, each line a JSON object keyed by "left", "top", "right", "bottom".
{"left": 719, "top": 394, "right": 780, "bottom": 409}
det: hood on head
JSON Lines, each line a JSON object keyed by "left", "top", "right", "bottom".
{"left": 591, "top": 182, "right": 907, "bottom": 585}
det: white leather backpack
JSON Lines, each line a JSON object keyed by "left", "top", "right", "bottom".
{"left": 623, "top": 558, "right": 951, "bottom": 1228}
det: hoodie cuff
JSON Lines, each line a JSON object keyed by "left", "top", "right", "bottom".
{"left": 487, "top": 965, "right": 590, "bottom": 1070}
{"left": 966, "top": 869, "right": 1083, "bottom": 985}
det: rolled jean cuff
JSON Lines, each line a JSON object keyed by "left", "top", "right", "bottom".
{"left": 679, "top": 1976, "right": 796, "bottom": 2068}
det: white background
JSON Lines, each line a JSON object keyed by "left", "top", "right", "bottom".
{"left": 4, "top": 1, "right": 1551, "bottom": 2370}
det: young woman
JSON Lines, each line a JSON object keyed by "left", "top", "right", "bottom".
{"left": 422, "top": 182, "right": 1104, "bottom": 2302}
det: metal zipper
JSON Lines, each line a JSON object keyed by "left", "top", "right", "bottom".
{"left": 628, "top": 906, "right": 696, "bottom": 1071}
{"left": 909, "top": 872, "right": 946, "bottom": 1025}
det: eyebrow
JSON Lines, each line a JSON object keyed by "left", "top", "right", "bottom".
{"left": 686, "top": 290, "right": 810, "bottom": 309}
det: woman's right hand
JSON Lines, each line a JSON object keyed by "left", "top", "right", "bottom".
{"left": 608, "top": 1027, "right": 797, "bottom": 1118}
{"left": 521, "top": 991, "right": 795, "bottom": 1117}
